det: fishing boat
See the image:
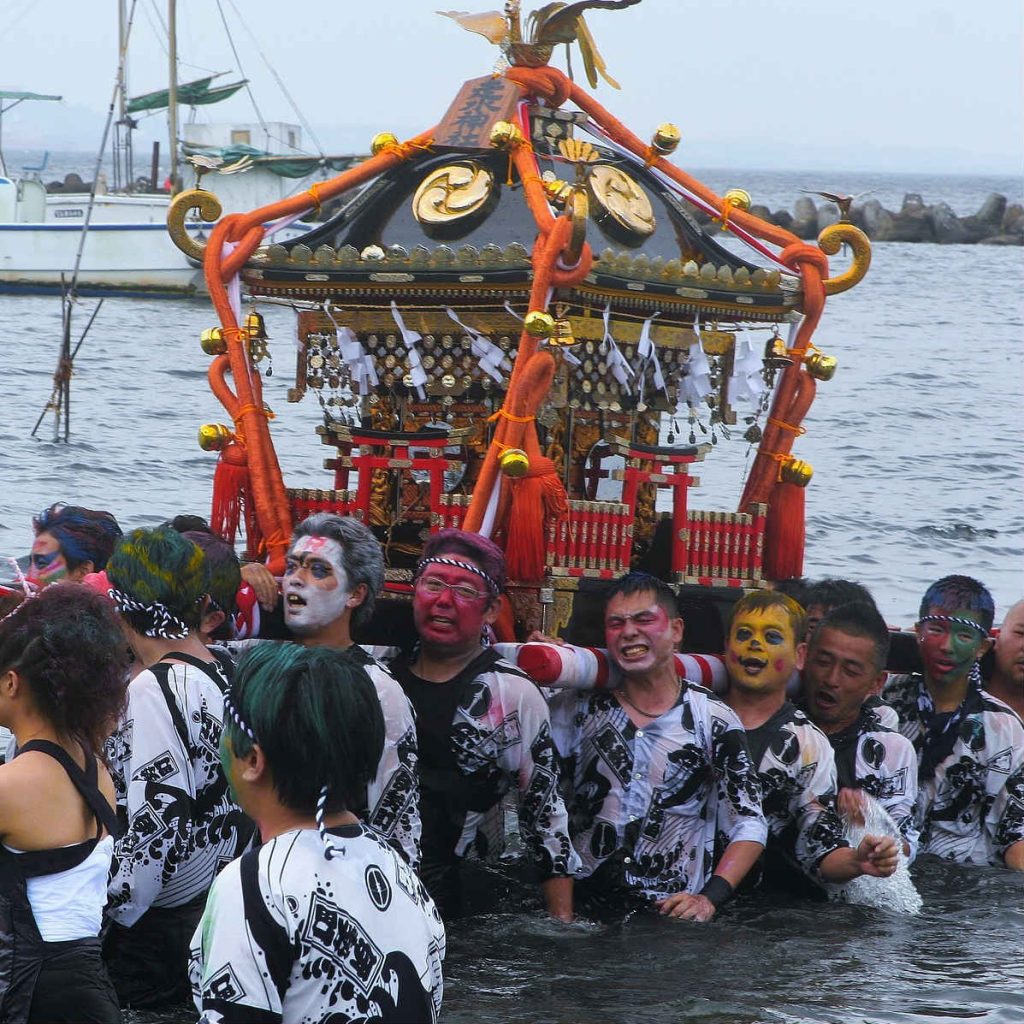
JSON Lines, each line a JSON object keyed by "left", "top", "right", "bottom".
{"left": 0, "top": 7, "right": 345, "bottom": 296}
{"left": 174, "top": 0, "right": 871, "bottom": 642}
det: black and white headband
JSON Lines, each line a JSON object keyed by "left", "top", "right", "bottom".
{"left": 222, "top": 687, "right": 342, "bottom": 861}
{"left": 108, "top": 587, "right": 192, "bottom": 639}
{"left": 415, "top": 556, "right": 500, "bottom": 596}
{"left": 918, "top": 613, "right": 988, "bottom": 637}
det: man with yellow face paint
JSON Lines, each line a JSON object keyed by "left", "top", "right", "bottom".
{"left": 720, "top": 591, "right": 899, "bottom": 889}
{"left": 883, "top": 576, "right": 1024, "bottom": 869}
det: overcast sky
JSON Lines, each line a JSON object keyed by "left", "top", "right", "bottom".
{"left": 2, "top": 0, "right": 1021, "bottom": 174}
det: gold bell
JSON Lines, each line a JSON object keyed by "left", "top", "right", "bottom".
{"left": 523, "top": 310, "right": 556, "bottom": 338}
{"left": 370, "top": 132, "right": 399, "bottom": 156}
{"left": 489, "top": 120, "right": 525, "bottom": 150}
{"left": 200, "top": 327, "right": 226, "bottom": 356}
{"left": 805, "top": 350, "right": 838, "bottom": 381}
{"left": 651, "top": 123, "right": 681, "bottom": 155}
{"left": 723, "top": 188, "right": 752, "bottom": 212}
{"left": 781, "top": 457, "right": 814, "bottom": 487}
{"left": 245, "top": 311, "right": 267, "bottom": 339}
{"left": 198, "top": 423, "right": 234, "bottom": 452}
{"left": 548, "top": 319, "right": 577, "bottom": 347}
{"left": 500, "top": 448, "right": 530, "bottom": 478}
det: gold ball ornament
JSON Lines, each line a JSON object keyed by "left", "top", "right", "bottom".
{"left": 489, "top": 120, "right": 525, "bottom": 150}
{"left": 805, "top": 350, "right": 838, "bottom": 381}
{"left": 370, "top": 132, "right": 399, "bottom": 156}
{"left": 651, "top": 123, "right": 681, "bottom": 155}
{"left": 198, "top": 423, "right": 234, "bottom": 452}
{"left": 500, "top": 448, "right": 530, "bottom": 477}
{"left": 200, "top": 327, "right": 226, "bottom": 355}
{"left": 523, "top": 310, "right": 556, "bottom": 338}
{"left": 780, "top": 457, "right": 814, "bottom": 487}
{"left": 723, "top": 188, "right": 752, "bottom": 212}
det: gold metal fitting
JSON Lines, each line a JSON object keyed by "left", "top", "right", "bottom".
{"left": 370, "top": 132, "right": 399, "bottom": 156}
{"left": 542, "top": 174, "right": 573, "bottom": 206}
{"left": 651, "top": 123, "right": 681, "bottom": 155}
{"left": 489, "top": 120, "right": 525, "bottom": 150}
{"left": 763, "top": 334, "right": 790, "bottom": 369}
{"left": 805, "top": 350, "right": 838, "bottom": 381}
{"left": 523, "top": 311, "right": 556, "bottom": 338}
{"left": 200, "top": 327, "right": 226, "bottom": 355}
{"left": 781, "top": 457, "right": 814, "bottom": 487}
{"left": 500, "top": 448, "right": 530, "bottom": 478}
{"left": 548, "top": 318, "right": 578, "bottom": 347}
{"left": 245, "top": 311, "right": 267, "bottom": 339}
{"left": 724, "top": 188, "right": 752, "bottom": 212}
{"left": 198, "top": 423, "right": 234, "bottom": 452}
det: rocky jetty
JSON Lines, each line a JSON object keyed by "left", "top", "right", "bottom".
{"left": 697, "top": 192, "right": 1022, "bottom": 245}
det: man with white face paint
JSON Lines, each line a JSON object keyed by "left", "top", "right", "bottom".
{"left": 279, "top": 513, "right": 422, "bottom": 869}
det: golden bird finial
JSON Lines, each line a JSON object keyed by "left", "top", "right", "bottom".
{"left": 438, "top": 0, "right": 642, "bottom": 89}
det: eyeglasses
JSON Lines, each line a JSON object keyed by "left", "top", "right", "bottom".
{"left": 415, "top": 576, "right": 489, "bottom": 603}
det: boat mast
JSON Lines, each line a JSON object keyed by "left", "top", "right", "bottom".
{"left": 168, "top": 0, "right": 179, "bottom": 193}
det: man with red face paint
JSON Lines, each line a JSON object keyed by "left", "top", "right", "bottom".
{"left": 549, "top": 572, "right": 767, "bottom": 922}
{"left": 883, "top": 576, "right": 1024, "bottom": 869}
{"left": 719, "top": 590, "right": 900, "bottom": 891}
{"left": 388, "top": 530, "right": 579, "bottom": 921}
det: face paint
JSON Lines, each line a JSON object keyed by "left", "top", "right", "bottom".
{"left": 27, "top": 532, "right": 68, "bottom": 587}
{"left": 604, "top": 593, "right": 682, "bottom": 677}
{"left": 282, "top": 535, "right": 352, "bottom": 636}
{"left": 727, "top": 606, "right": 800, "bottom": 693}
{"left": 916, "top": 605, "right": 988, "bottom": 687}
{"left": 803, "top": 627, "right": 884, "bottom": 734}
{"left": 413, "top": 557, "right": 496, "bottom": 655}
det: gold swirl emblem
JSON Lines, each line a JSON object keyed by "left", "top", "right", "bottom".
{"left": 587, "top": 165, "right": 655, "bottom": 246}
{"left": 412, "top": 163, "right": 496, "bottom": 237}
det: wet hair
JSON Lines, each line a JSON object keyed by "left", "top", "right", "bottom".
{"left": 810, "top": 601, "right": 891, "bottom": 673}
{"left": 33, "top": 503, "right": 122, "bottom": 572}
{"left": 107, "top": 527, "right": 210, "bottom": 636}
{"left": 729, "top": 589, "right": 807, "bottom": 641}
{"left": 805, "top": 577, "right": 878, "bottom": 613}
{"left": 419, "top": 529, "right": 507, "bottom": 595}
{"left": 919, "top": 575, "right": 995, "bottom": 632}
{"left": 183, "top": 531, "right": 241, "bottom": 619}
{"left": 771, "top": 577, "right": 811, "bottom": 610}
{"left": 604, "top": 571, "right": 681, "bottom": 620}
{"left": 0, "top": 583, "right": 129, "bottom": 751}
{"left": 225, "top": 643, "right": 384, "bottom": 815}
{"left": 291, "top": 514, "right": 384, "bottom": 632}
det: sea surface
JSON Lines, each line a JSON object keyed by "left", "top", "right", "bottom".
{"left": 0, "top": 172, "right": 1022, "bottom": 1023}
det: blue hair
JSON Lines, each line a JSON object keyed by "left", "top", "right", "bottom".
{"left": 919, "top": 575, "right": 995, "bottom": 632}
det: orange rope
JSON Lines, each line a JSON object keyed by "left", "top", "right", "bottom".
{"left": 767, "top": 418, "right": 806, "bottom": 436}
{"left": 488, "top": 409, "right": 535, "bottom": 424}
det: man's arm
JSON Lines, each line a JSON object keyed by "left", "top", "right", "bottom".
{"left": 1004, "top": 840, "right": 1024, "bottom": 871}
{"left": 657, "top": 840, "right": 764, "bottom": 921}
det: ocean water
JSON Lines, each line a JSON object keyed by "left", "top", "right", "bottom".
{"left": 0, "top": 172, "right": 1021, "bottom": 1024}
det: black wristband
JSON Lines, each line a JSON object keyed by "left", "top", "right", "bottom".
{"left": 699, "top": 875, "right": 734, "bottom": 909}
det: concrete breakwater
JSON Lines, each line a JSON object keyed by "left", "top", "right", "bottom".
{"left": 695, "top": 192, "right": 1022, "bottom": 245}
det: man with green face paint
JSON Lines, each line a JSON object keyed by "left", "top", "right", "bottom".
{"left": 883, "top": 575, "right": 1024, "bottom": 869}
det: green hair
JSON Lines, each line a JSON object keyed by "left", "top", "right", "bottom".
{"left": 729, "top": 589, "right": 808, "bottom": 641}
{"left": 226, "top": 643, "right": 385, "bottom": 814}
{"left": 107, "top": 526, "right": 209, "bottom": 634}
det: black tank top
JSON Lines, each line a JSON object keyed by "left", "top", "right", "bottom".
{"left": 10, "top": 740, "right": 121, "bottom": 878}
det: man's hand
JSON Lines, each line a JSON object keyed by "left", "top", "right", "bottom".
{"left": 655, "top": 892, "right": 716, "bottom": 922}
{"left": 853, "top": 834, "right": 899, "bottom": 878}
{"left": 240, "top": 562, "right": 280, "bottom": 611}
{"left": 837, "top": 787, "right": 868, "bottom": 827}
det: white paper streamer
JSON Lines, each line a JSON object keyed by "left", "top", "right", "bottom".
{"left": 601, "top": 301, "right": 635, "bottom": 393}
{"left": 389, "top": 301, "right": 427, "bottom": 399}
{"left": 634, "top": 312, "right": 671, "bottom": 403}
{"left": 322, "top": 302, "right": 378, "bottom": 396}
{"left": 679, "top": 314, "right": 712, "bottom": 408}
{"left": 444, "top": 307, "right": 511, "bottom": 384}
{"left": 728, "top": 332, "right": 766, "bottom": 404}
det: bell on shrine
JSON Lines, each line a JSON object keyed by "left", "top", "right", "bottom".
{"left": 499, "top": 448, "right": 530, "bottom": 477}
{"left": 198, "top": 423, "right": 234, "bottom": 451}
